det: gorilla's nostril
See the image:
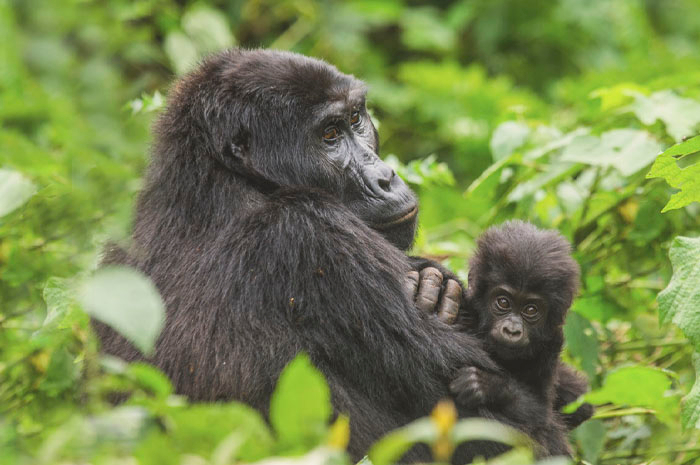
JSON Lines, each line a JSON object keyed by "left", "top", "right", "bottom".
{"left": 502, "top": 327, "right": 522, "bottom": 337}
{"left": 377, "top": 169, "right": 395, "bottom": 192}
{"left": 378, "top": 177, "right": 391, "bottom": 192}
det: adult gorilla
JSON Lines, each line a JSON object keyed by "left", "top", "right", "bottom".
{"left": 95, "top": 49, "right": 535, "bottom": 461}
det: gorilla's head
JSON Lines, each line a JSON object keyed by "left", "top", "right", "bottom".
{"left": 153, "top": 49, "right": 417, "bottom": 250}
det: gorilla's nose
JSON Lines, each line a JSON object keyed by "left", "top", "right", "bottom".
{"left": 501, "top": 324, "right": 523, "bottom": 342}
{"left": 366, "top": 162, "right": 396, "bottom": 195}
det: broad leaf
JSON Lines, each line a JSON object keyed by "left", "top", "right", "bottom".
{"left": 657, "top": 236, "right": 700, "bottom": 429}
{"left": 490, "top": 121, "right": 530, "bottom": 161}
{"left": 628, "top": 90, "right": 700, "bottom": 142}
{"left": 77, "top": 266, "right": 165, "bottom": 355}
{"left": 270, "top": 353, "right": 332, "bottom": 452}
{"left": 0, "top": 168, "right": 36, "bottom": 218}
{"left": 584, "top": 366, "right": 677, "bottom": 424}
{"left": 646, "top": 136, "right": 700, "bottom": 212}
{"left": 560, "top": 129, "right": 662, "bottom": 176}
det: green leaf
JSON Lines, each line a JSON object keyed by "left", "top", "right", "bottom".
{"left": 584, "top": 366, "right": 677, "bottom": 424}
{"left": 564, "top": 311, "right": 599, "bottom": 379}
{"left": 127, "top": 363, "right": 173, "bottom": 398}
{"left": 646, "top": 136, "right": 700, "bottom": 212}
{"left": 560, "top": 129, "right": 662, "bottom": 176}
{"left": 573, "top": 419, "right": 606, "bottom": 464}
{"left": 682, "top": 353, "right": 700, "bottom": 429}
{"left": 658, "top": 236, "right": 700, "bottom": 351}
{"left": 135, "top": 403, "right": 274, "bottom": 463}
{"left": 656, "top": 236, "right": 700, "bottom": 429}
{"left": 164, "top": 31, "right": 199, "bottom": 75}
{"left": 182, "top": 7, "right": 235, "bottom": 53}
{"left": 0, "top": 168, "right": 36, "bottom": 218}
{"left": 628, "top": 90, "right": 700, "bottom": 142}
{"left": 77, "top": 266, "right": 165, "bottom": 356}
{"left": 270, "top": 353, "right": 332, "bottom": 452}
{"left": 490, "top": 121, "right": 530, "bottom": 161}
{"left": 368, "top": 418, "right": 435, "bottom": 465}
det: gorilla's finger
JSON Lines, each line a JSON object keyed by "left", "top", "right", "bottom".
{"left": 415, "top": 267, "right": 443, "bottom": 314}
{"left": 437, "top": 279, "right": 461, "bottom": 324}
{"left": 404, "top": 270, "right": 420, "bottom": 301}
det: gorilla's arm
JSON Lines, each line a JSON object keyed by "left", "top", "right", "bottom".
{"left": 207, "top": 189, "right": 503, "bottom": 459}
{"left": 554, "top": 363, "right": 594, "bottom": 430}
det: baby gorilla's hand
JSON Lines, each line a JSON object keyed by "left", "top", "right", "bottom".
{"left": 404, "top": 267, "right": 461, "bottom": 324}
{"left": 450, "top": 366, "right": 511, "bottom": 409}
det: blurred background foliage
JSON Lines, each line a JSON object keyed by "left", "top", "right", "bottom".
{"left": 2, "top": 0, "right": 700, "bottom": 463}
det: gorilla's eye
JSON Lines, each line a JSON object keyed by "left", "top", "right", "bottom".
{"left": 495, "top": 296, "right": 510, "bottom": 310}
{"left": 323, "top": 126, "right": 340, "bottom": 142}
{"left": 522, "top": 305, "right": 538, "bottom": 318}
{"left": 350, "top": 111, "right": 361, "bottom": 128}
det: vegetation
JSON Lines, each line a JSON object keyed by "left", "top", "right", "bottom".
{"left": 2, "top": 0, "right": 700, "bottom": 463}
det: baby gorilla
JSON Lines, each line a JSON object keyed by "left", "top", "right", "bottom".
{"left": 450, "top": 220, "right": 593, "bottom": 454}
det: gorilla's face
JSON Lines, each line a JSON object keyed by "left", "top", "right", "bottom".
{"left": 220, "top": 51, "right": 418, "bottom": 250}
{"left": 304, "top": 88, "right": 418, "bottom": 251}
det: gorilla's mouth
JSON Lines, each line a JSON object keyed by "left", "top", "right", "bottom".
{"left": 372, "top": 205, "right": 418, "bottom": 230}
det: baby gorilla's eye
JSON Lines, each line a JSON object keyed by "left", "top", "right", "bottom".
{"left": 495, "top": 296, "right": 510, "bottom": 309}
{"left": 350, "top": 111, "right": 361, "bottom": 128}
{"left": 323, "top": 126, "right": 340, "bottom": 142}
{"left": 522, "top": 304, "right": 538, "bottom": 318}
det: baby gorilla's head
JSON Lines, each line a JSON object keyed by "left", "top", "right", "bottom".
{"left": 466, "top": 221, "right": 580, "bottom": 362}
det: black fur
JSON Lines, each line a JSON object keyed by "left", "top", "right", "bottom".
{"left": 451, "top": 220, "right": 593, "bottom": 456}
{"left": 93, "top": 49, "right": 543, "bottom": 462}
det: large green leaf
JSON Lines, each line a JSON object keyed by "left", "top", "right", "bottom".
{"left": 584, "top": 366, "right": 677, "bottom": 424}
{"left": 270, "top": 353, "right": 332, "bottom": 452}
{"left": 0, "top": 168, "right": 35, "bottom": 218}
{"left": 560, "top": 129, "right": 662, "bottom": 176}
{"left": 657, "top": 236, "right": 700, "bottom": 429}
{"left": 77, "top": 266, "right": 165, "bottom": 356}
{"left": 490, "top": 121, "right": 530, "bottom": 161}
{"left": 628, "top": 90, "right": 700, "bottom": 142}
{"left": 646, "top": 136, "right": 700, "bottom": 212}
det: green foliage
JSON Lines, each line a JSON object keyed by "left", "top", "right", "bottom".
{"left": 657, "top": 236, "right": 700, "bottom": 429}
{"left": 0, "top": 169, "right": 35, "bottom": 218}
{"left": 270, "top": 353, "right": 333, "bottom": 453}
{"left": 3, "top": 0, "right": 700, "bottom": 464}
{"left": 647, "top": 135, "right": 700, "bottom": 212}
{"left": 77, "top": 266, "right": 165, "bottom": 356}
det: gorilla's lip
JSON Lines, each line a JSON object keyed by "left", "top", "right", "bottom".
{"left": 372, "top": 205, "right": 418, "bottom": 230}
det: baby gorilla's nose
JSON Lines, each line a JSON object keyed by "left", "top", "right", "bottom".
{"left": 501, "top": 322, "right": 523, "bottom": 342}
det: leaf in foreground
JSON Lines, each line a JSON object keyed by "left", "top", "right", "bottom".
{"left": 646, "top": 135, "right": 700, "bottom": 212}
{"left": 270, "top": 353, "right": 332, "bottom": 452}
{"left": 657, "top": 235, "right": 700, "bottom": 428}
{"left": 77, "top": 266, "right": 165, "bottom": 355}
{"left": 584, "top": 365, "right": 677, "bottom": 424}
{"left": 0, "top": 168, "right": 36, "bottom": 218}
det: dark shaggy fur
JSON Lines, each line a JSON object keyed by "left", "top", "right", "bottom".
{"left": 450, "top": 221, "right": 593, "bottom": 456}
{"left": 92, "top": 49, "right": 549, "bottom": 462}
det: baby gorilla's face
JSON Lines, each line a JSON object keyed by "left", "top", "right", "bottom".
{"left": 484, "top": 284, "right": 549, "bottom": 360}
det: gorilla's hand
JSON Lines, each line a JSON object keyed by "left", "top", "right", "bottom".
{"left": 404, "top": 266, "right": 461, "bottom": 324}
{"left": 450, "top": 366, "right": 509, "bottom": 408}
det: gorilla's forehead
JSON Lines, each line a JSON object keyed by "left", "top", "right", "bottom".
{"left": 218, "top": 49, "right": 366, "bottom": 108}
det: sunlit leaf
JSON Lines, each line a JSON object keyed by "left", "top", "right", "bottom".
{"left": 646, "top": 135, "right": 700, "bottom": 212}
{"left": 628, "top": 90, "right": 700, "bottom": 142}
{"left": 657, "top": 236, "right": 700, "bottom": 429}
{"left": 0, "top": 168, "right": 36, "bottom": 218}
{"left": 584, "top": 366, "right": 678, "bottom": 424}
{"left": 560, "top": 129, "right": 662, "bottom": 176}
{"left": 490, "top": 121, "right": 530, "bottom": 161}
{"left": 270, "top": 353, "right": 332, "bottom": 452}
{"left": 77, "top": 266, "right": 165, "bottom": 356}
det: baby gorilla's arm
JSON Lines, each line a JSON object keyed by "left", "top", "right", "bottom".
{"left": 554, "top": 363, "right": 594, "bottom": 430}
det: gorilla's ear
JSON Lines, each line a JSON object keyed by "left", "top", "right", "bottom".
{"left": 215, "top": 137, "right": 280, "bottom": 194}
